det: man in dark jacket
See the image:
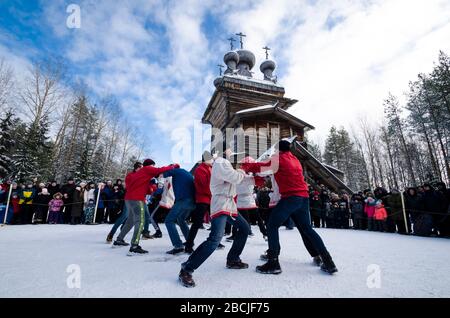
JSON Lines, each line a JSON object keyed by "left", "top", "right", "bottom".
{"left": 405, "top": 187, "right": 421, "bottom": 223}
{"left": 163, "top": 168, "right": 196, "bottom": 255}
{"left": 47, "top": 181, "right": 60, "bottom": 198}
{"left": 434, "top": 182, "right": 450, "bottom": 237}
{"left": 102, "top": 180, "right": 114, "bottom": 223}
{"left": 385, "top": 189, "right": 410, "bottom": 234}
{"left": 416, "top": 184, "right": 441, "bottom": 236}
{"left": 309, "top": 190, "right": 322, "bottom": 228}
{"left": 350, "top": 193, "right": 365, "bottom": 230}
{"left": 61, "top": 178, "right": 76, "bottom": 224}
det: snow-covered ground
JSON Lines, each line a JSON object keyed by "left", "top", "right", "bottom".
{"left": 0, "top": 224, "right": 449, "bottom": 298}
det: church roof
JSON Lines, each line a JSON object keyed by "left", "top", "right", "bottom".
{"left": 229, "top": 104, "right": 315, "bottom": 130}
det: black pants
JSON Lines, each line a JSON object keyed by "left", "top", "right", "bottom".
{"left": 225, "top": 222, "right": 232, "bottom": 235}
{"left": 395, "top": 219, "right": 411, "bottom": 234}
{"left": 12, "top": 213, "right": 21, "bottom": 225}
{"left": 320, "top": 216, "right": 327, "bottom": 228}
{"left": 374, "top": 220, "right": 386, "bottom": 232}
{"left": 353, "top": 217, "right": 364, "bottom": 230}
{"left": 185, "top": 203, "right": 209, "bottom": 250}
{"left": 283, "top": 217, "right": 295, "bottom": 229}
{"left": 244, "top": 209, "right": 268, "bottom": 236}
{"left": 385, "top": 217, "right": 396, "bottom": 233}
{"left": 64, "top": 205, "right": 72, "bottom": 224}
{"left": 71, "top": 216, "right": 81, "bottom": 224}
{"left": 20, "top": 205, "right": 33, "bottom": 224}
{"left": 312, "top": 216, "right": 321, "bottom": 228}
{"left": 95, "top": 208, "right": 105, "bottom": 223}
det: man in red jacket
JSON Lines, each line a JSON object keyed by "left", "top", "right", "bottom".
{"left": 184, "top": 151, "right": 224, "bottom": 253}
{"left": 245, "top": 139, "right": 338, "bottom": 275}
{"left": 113, "top": 159, "right": 179, "bottom": 255}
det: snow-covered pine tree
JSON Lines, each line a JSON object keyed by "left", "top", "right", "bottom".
{"left": 0, "top": 111, "right": 15, "bottom": 178}
{"left": 11, "top": 118, "right": 51, "bottom": 182}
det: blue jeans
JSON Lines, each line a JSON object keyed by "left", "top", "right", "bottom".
{"left": 109, "top": 204, "right": 128, "bottom": 236}
{"left": 165, "top": 198, "right": 195, "bottom": 249}
{"left": 182, "top": 213, "right": 250, "bottom": 274}
{"left": 143, "top": 204, "right": 150, "bottom": 233}
{"left": 267, "top": 196, "right": 327, "bottom": 258}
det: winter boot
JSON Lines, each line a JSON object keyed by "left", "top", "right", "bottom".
{"left": 260, "top": 250, "right": 269, "bottom": 261}
{"left": 127, "top": 244, "right": 148, "bottom": 256}
{"left": 226, "top": 235, "right": 235, "bottom": 242}
{"left": 320, "top": 252, "right": 338, "bottom": 274}
{"left": 106, "top": 233, "right": 113, "bottom": 243}
{"left": 113, "top": 239, "right": 129, "bottom": 247}
{"left": 312, "top": 256, "right": 322, "bottom": 267}
{"left": 153, "top": 229, "right": 162, "bottom": 238}
{"left": 256, "top": 257, "right": 282, "bottom": 275}
{"left": 184, "top": 245, "right": 194, "bottom": 254}
{"left": 179, "top": 269, "right": 195, "bottom": 288}
{"left": 166, "top": 247, "right": 185, "bottom": 255}
{"left": 226, "top": 260, "right": 249, "bottom": 269}
{"left": 141, "top": 231, "right": 154, "bottom": 240}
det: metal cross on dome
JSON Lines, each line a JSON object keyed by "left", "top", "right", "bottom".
{"left": 263, "top": 46, "right": 271, "bottom": 59}
{"left": 235, "top": 32, "right": 246, "bottom": 49}
{"left": 227, "top": 37, "right": 236, "bottom": 50}
{"left": 217, "top": 64, "right": 225, "bottom": 76}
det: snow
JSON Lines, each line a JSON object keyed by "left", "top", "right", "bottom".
{"left": 1, "top": 224, "right": 450, "bottom": 298}
{"left": 222, "top": 74, "right": 282, "bottom": 88}
{"left": 236, "top": 104, "right": 275, "bottom": 115}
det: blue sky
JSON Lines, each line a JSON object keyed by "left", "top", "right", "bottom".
{"left": 1, "top": 0, "right": 450, "bottom": 168}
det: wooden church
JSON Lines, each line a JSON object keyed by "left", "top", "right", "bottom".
{"left": 201, "top": 36, "right": 352, "bottom": 194}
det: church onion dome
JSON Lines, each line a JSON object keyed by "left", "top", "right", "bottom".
{"left": 236, "top": 49, "right": 255, "bottom": 69}
{"left": 260, "top": 59, "right": 276, "bottom": 73}
{"left": 223, "top": 51, "right": 239, "bottom": 65}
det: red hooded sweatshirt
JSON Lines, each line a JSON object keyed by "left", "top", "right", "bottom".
{"left": 246, "top": 151, "right": 309, "bottom": 199}
{"left": 194, "top": 162, "right": 212, "bottom": 204}
{"left": 124, "top": 165, "right": 178, "bottom": 201}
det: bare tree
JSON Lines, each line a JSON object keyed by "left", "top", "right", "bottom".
{"left": 0, "top": 58, "right": 14, "bottom": 111}
{"left": 19, "top": 59, "right": 66, "bottom": 126}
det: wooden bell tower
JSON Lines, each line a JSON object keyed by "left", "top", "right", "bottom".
{"left": 200, "top": 37, "right": 353, "bottom": 193}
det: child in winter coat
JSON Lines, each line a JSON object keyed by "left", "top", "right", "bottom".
{"left": 48, "top": 193, "right": 64, "bottom": 224}
{"left": 84, "top": 199, "right": 96, "bottom": 224}
{"left": 373, "top": 200, "right": 388, "bottom": 232}
{"left": 364, "top": 194, "right": 377, "bottom": 231}
{"left": 11, "top": 193, "right": 21, "bottom": 224}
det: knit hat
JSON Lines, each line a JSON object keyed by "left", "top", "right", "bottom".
{"left": 143, "top": 158, "right": 155, "bottom": 167}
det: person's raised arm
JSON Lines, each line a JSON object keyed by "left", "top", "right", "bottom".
{"left": 217, "top": 160, "right": 245, "bottom": 185}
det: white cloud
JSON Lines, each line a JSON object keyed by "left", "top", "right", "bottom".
{"left": 3, "top": 0, "right": 450, "bottom": 164}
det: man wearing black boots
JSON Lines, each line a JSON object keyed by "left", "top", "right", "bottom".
{"left": 179, "top": 145, "right": 250, "bottom": 287}
{"left": 245, "top": 139, "right": 338, "bottom": 275}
